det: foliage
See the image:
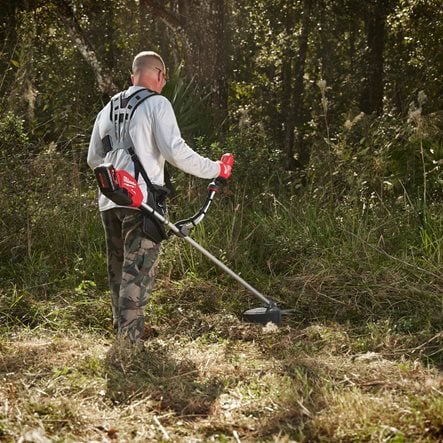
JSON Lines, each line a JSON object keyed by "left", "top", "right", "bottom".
{"left": 385, "top": 0, "right": 443, "bottom": 113}
{"left": 0, "top": 112, "right": 31, "bottom": 258}
{"left": 162, "top": 65, "right": 214, "bottom": 141}
{"left": 0, "top": 112, "right": 106, "bottom": 301}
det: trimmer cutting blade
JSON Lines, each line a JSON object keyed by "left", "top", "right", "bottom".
{"left": 243, "top": 305, "right": 282, "bottom": 324}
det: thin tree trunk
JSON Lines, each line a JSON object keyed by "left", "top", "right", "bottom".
{"left": 178, "top": 0, "right": 227, "bottom": 112}
{"left": 359, "top": 0, "right": 388, "bottom": 115}
{"left": 281, "top": 5, "right": 297, "bottom": 169}
{"left": 290, "top": 0, "right": 312, "bottom": 169}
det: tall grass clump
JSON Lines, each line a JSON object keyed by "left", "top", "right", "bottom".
{"left": 0, "top": 112, "right": 110, "bottom": 331}
{"left": 282, "top": 85, "right": 443, "bottom": 330}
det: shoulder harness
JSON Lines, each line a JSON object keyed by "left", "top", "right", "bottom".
{"left": 102, "top": 88, "right": 157, "bottom": 152}
{"left": 101, "top": 88, "right": 174, "bottom": 197}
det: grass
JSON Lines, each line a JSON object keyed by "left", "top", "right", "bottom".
{"left": 0, "top": 309, "right": 442, "bottom": 442}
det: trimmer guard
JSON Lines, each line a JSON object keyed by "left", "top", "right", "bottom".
{"left": 243, "top": 305, "right": 282, "bottom": 325}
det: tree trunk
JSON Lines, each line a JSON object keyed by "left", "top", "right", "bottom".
{"left": 285, "top": 0, "right": 312, "bottom": 170}
{"left": 281, "top": 5, "right": 297, "bottom": 170}
{"left": 359, "top": 0, "right": 388, "bottom": 115}
{"left": 143, "top": 0, "right": 228, "bottom": 116}
{"left": 178, "top": 0, "right": 228, "bottom": 114}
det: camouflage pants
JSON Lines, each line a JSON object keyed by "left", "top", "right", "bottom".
{"left": 101, "top": 208, "right": 160, "bottom": 344}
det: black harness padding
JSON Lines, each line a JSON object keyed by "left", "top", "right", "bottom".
{"left": 102, "top": 135, "right": 113, "bottom": 154}
{"left": 111, "top": 89, "right": 157, "bottom": 143}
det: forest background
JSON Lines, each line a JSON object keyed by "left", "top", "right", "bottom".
{"left": 0, "top": 0, "right": 442, "bottom": 442}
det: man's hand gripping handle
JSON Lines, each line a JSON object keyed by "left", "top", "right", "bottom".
{"left": 209, "top": 153, "right": 235, "bottom": 192}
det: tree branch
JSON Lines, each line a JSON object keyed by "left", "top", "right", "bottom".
{"left": 140, "top": 0, "right": 191, "bottom": 52}
{"left": 141, "top": 0, "right": 182, "bottom": 28}
{"left": 53, "top": 0, "right": 117, "bottom": 96}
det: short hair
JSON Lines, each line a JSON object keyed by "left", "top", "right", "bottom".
{"left": 132, "top": 51, "right": 166, "bottom": 75}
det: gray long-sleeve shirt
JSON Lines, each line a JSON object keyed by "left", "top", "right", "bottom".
{"left": 87, "top": 86, "right": 220, "bottom": 211}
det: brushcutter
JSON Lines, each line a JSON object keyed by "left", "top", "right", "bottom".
{"left": 94, "top": 163, "right": 289, "bottom": 325}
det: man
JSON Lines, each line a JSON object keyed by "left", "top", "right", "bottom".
{"left": 87, "top": 51, "right": 233, "bottom": 345}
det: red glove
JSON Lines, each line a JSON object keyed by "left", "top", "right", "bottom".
{"left": 217, "top": 153, "right": 234, "bottom": 179}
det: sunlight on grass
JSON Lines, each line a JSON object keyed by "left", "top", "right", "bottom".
{"left": 1, "top": 318, "right": 442, "bottom": 441}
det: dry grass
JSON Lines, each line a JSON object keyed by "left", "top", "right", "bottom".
{"left": 0, "top": 314, "right": 442, "bottom": 442}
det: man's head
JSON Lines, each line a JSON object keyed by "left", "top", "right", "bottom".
{"left": 131, "top": 51, "right": 167, "bottom": 93}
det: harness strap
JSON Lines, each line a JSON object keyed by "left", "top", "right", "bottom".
{"left": 128, "top": 146, "right": 157, "bottom": 194}
{"left": 101, "top": 88, "right": 174, "bottom": 197}
{"left": 111, "top": 88, "right": 157, "bottom": 142}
